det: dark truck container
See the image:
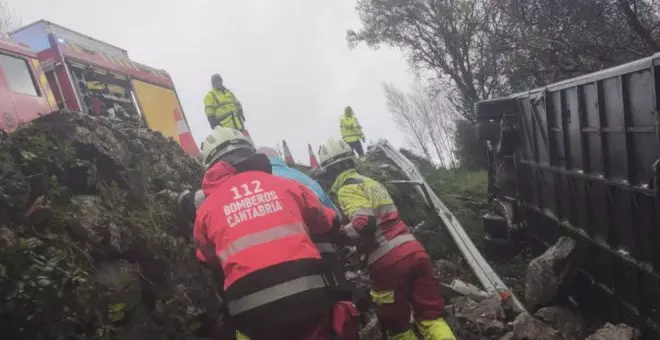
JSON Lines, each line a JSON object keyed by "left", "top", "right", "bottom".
{"left": 477, "top": 55, "right": 660, "bottom": 337}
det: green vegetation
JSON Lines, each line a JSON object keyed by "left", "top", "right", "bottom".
{"left": 424, "top": 167, "right": 489, "bottom": 247}
{"left": 0, "top": 112, "right": 223, "bottom": 340}
{"left": 356, "top": 148, "right": 531, "bottom": 296}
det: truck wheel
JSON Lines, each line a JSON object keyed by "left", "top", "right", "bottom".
{"left": 482, "top": 213, "right": 509, "bottom": 239}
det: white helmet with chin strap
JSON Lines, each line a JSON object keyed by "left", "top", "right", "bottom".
{"left": 200, "top": 126, "right": 254, "bottom": 168}
{"left": 318, "top": 138, "right": 356, "bottom": 168}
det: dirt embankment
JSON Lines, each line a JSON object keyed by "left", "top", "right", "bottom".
{"left": 0, "top": 112, "right": 227, "bottom": 340}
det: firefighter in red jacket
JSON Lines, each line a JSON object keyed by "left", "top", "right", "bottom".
{"left": 194, "top": 127, "right": 358, "bottom": 340}
{"left": 318, "top": 139, "right": 456, "bottom": 340}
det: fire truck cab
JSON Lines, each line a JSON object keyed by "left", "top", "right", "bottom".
{"left": 5, "top": 20, "right": 200, "bottom": 156}
{"left": 0, "top": 39, "right": 58, "bottom": 132}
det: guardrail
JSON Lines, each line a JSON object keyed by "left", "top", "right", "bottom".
{"left": 368, "top": 141, "right": 525, "bottom": 311}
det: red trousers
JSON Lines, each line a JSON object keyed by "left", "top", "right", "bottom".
{"left": 369, "top": 251, "right": 445, "bottom": 335}
{"left": 244, "top": 314, "right": 332, "bottom": 340}
{"left": 243, "top": 302, "right": 359, "bottom": 340}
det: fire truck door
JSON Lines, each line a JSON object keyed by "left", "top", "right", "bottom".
{"left": 0, "top": 67, "right": 19, "bottom": 132}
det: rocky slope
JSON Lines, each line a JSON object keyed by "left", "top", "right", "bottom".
{"left": 0, "top": 112, "right": 226, "bottom": 340}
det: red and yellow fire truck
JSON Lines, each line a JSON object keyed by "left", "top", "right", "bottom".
{"left": 1, "top": 20, "right": 199, "bottom": 156}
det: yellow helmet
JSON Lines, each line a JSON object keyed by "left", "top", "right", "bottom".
{"left": 200, "top": 126, "right": 254, "bottom": 168}
{"left": 318, "top": 138, "right": 355, "bottom": 168}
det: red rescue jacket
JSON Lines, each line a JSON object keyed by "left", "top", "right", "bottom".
{"left": 194, "top": 161, "right": 339, "bottom": 333}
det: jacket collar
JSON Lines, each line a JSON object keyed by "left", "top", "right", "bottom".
{"left": 330, "top": 168, "right": 358, "bottom": 195}
{"left": 202, "top": 161, "right": 237, "bottom": 196}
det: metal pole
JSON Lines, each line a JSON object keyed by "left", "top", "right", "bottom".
{"left": 369, "top": 141, "right": 526, "bottom": 312}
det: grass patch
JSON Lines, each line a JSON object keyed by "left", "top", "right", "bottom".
{"left": 422, "top": 167, "right": 531, "bottom": 298}
{"left": 424, "top": 168, "right": 489, "bottom": 248}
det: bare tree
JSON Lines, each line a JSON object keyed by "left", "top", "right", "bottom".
{"left": 384, "top": 82, "right": 457, "bottom": 167}
{"left": 493, "top": 0, "right": 660, "bottom": 89}
{"left": 350, "top": 0, "right": 507, "bottom": 120}
{"left": 384, "top": 83, "right": 434, "bottom": 162}
{"left": 0, "top": 0, "right": 19, "bottom": 37}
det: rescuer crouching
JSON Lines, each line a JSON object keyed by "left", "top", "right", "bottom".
{"left": 176, "top": 126, "right": 359, "bottom": 340}
{"left": 318, "top": 138, "right": 457, "bottom": 340}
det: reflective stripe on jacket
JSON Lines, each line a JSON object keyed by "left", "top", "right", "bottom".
{"left": 340, "top": 108, "right": 364, "bottom": 143}
{"left": 266, "top": 154, "right": 343, "bottom": 257}
{"left": 192, "top": 155, "right": 341, "bottom": 256}
{"left": 194, "top": 161, "right": 337, "bottom": 330}
{"left": 330, "top": 169, "right": 421, "bottom": 269}
{"left": 204, "top": 88, "right": 243, "bottom": 130}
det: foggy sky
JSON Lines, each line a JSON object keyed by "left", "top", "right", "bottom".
{"left": 7, "top": 0, "right": 413, "bottom": 162}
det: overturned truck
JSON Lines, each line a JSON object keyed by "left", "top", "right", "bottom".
{"left": 477, "top": 55, "right": 660, "bottom": 337}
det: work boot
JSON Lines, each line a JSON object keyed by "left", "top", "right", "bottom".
{"left": 416, "top": 318, "right": 456, "bottom": 340}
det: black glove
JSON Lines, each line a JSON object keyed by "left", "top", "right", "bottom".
{"left": 176, "top": 190, "right": 197, "bottom": 224}
{"left": 207, "top": 115, "right": 220, "bottom": 129}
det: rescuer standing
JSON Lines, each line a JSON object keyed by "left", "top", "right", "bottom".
{"left": 192, "top": 127, "right": 359, "bottom": 340}
{"left": 318, "top": 138, "right": 456, "bottom": 340}
{"left": 204, "top": 74, "right": 245, "bottom": 131}
{"left": 340, "top": 106, "right": 366, "bottom": 157}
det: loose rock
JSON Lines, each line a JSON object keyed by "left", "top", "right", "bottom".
{"left": 534, "top": 306, "right": 585, "bottom": 340}
{"left": 525, "top": 237, "right": 580, "bottom": 311}
{"left": 451, "top": 294, "right": 509, "bottom": 339}
{"left": 586, "top": 323, "right": 641, "bottom": 340}
{"left": 434, "top": 259, "right": 461, "bottom": 281}
{"left": 509, "top": 312, "right": 563, "bottom": 340}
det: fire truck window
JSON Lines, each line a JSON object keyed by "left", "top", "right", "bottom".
{"left": 0, "top": 54, "right": 39, "bottom": 96}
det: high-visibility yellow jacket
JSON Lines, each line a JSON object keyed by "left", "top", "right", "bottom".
{"left": 204, "top": 88, "right": 243, "bottom": 130}
{"left": 340, "top": 107, "right": 364, "bottom": 143}
{"left": 330, "top": 169, "right": 422, "bottom": 270}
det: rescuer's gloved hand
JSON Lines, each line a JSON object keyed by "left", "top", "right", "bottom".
{"left": 207, "top": 115, "right": 220, "bottom": 129}
{"left": 417, "top": 317, "right": 456, "bottom": 340}
{"left": 176, "top": 189, "right": 197, "bottom": 223}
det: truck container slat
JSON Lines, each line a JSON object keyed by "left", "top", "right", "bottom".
{"left": 478, "top": 53, "right": 660, "bottom": 338}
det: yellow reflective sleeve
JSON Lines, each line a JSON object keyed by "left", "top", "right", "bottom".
{"left": 362, "top": 180, "right": 394, "bottom": 207}
{"left": 236, "top": 330, "right": 250, "bottom": 340}
{"left": 204, "top": 92, "right": 217, "bottom": 114}
{"left": 370, "top": 290, "right": 395, "bottom": 305}
{"left": 226, "top": 90, "right": 237, "bottom": 101}
{"left": 337, "top": 184, "right": 371, "bottom": 218}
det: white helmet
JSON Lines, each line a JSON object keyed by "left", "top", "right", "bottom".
{"left": 318, "top": 139, "right": 355, "bottom": 168}
{"left": 200, "top": 126, "right": 254, "bottom": 167}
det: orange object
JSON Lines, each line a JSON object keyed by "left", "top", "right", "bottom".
{"left": 282, "top": 140, "right": 295, "bottom": 165}
{"left": 499, "top": 290, "right": 512, "bottom": 301}
{"left": 173, "top": 108, "right": 200, "bottom": 157}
